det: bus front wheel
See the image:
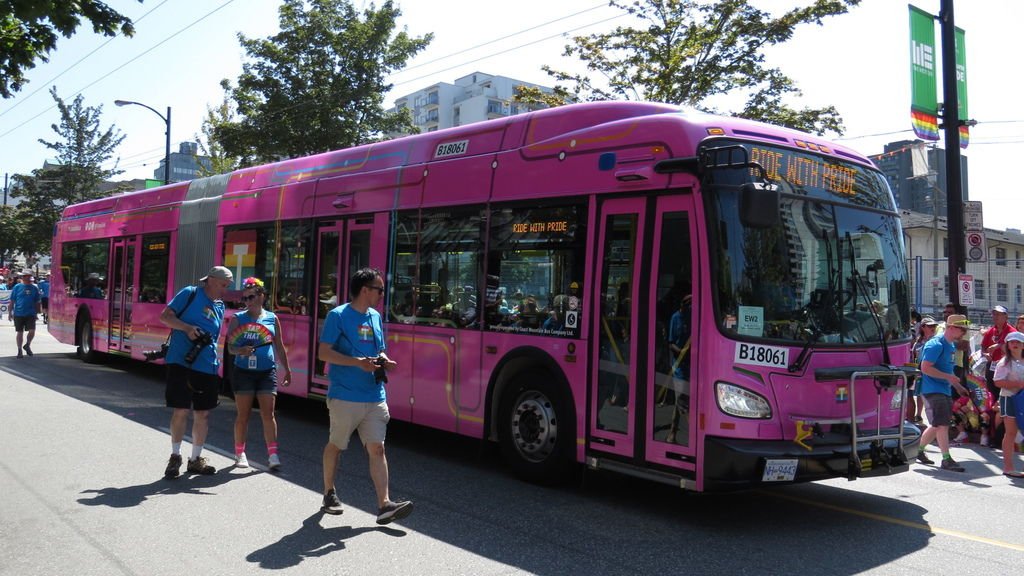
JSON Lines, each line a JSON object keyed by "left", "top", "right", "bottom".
{"left": 497, "top": 372, "right": 574, "bottom": 484}
{"left": 76, "top": 315, "right": 99, "bottom": 363}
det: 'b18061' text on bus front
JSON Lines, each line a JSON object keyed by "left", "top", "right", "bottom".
{"left": 734, "top": 342, "right": 788, "bottom": 369}
{"left": 435, "top": 140, "right": 469, "bottom": 158}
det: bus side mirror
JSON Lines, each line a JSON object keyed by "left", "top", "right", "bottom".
{"left": 739, "top": 182, "right": 780, "bottom": 229}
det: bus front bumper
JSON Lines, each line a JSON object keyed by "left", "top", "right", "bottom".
{"left": 701, "top": 423, "right": 922, "bottom": 492}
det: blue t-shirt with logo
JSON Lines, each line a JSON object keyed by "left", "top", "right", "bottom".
{"left": 38, "top": 280, "right": 50, "bottom": 298}
{"left": 11, "top": 283, "right": 41, "bottom": 317}
{"left": 919, "top": 335, "right": 955, "bottom": 396}
{"left": 320, "top": 303, "right": 385, "bottom": 403}
{"left": 232, "top": 309, "right": 278, "bottom": 371}
{"left": 166, "top": 286, "right": 224, "bottom": 374}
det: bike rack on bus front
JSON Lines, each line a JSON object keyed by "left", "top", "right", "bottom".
{"left": 815, "top": 365, "right": 919, "bottom": 479}
{"left": 849, "top": 366, "right": 916, "bottom": 478}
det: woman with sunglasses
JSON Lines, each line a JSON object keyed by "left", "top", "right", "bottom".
{"left": 994, "top": 331, "right": 1024, "bottom": 478}
{"left": 226, "top": 277, "right": 291, "bottom": 470}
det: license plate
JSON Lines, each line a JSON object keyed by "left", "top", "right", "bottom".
{"left": 762, "top": 459, "right": 798, "bottom": 482}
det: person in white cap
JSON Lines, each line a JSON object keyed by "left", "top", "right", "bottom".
{"left": 994, "top": 331, "right": 1024, "bottom": 478}
{"left": 982, "top": 304, "right": 1016, "bottom": 398}
{"left": 10, "top": 270, "right": 41, "bottom": 358}
{"left": 158, "top": 265, "right": 233, "bottom": 479}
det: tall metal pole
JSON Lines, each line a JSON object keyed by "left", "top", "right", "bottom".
{"left": 164, "top": 106, "right": 171, "bottom": 186}
{"left": 940, "top": 0, "right": 965, "bottom": 309}
{"left": 114, "top": 100, "right": 172, "bottom": 185}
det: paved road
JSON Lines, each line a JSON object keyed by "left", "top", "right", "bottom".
{"left": 2, "top": 324, "right": 1023, "bottom": 575}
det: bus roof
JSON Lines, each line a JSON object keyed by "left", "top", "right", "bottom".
{"left": 61, "top": 101, "right": 874, "bottom": 219}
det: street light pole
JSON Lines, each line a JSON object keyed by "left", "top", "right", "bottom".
{"left": 114, "top": 100, "right": 171, "bottom": 185}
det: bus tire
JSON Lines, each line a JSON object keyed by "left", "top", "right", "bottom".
{"left": 497, "top": 372, "right": 574, "bottom": 484}
{"left": 76, "top": 314, "right": 100, "bottom": 363}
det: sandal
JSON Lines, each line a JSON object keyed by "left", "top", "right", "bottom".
{"left": 1003, "top": 471, "right": 1024, "bottom": 478}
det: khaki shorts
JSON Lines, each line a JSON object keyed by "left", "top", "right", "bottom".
{"left": 327, "top": 398, "right": 390, "bottom": 450}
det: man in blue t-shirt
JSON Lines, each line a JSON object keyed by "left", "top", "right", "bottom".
{"left": 158, "top": 266, "right": 231, "bottom": 479}
{"left": 317, "top": 267, "right": 412, "bottom": 525}
{"left": 10, "top": 270, "right": 41, "bottom": 358}
{"left": 917, "top": 313, "right": 971, "bottom": 472}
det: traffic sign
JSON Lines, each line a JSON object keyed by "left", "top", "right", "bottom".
{"left": 964, "top": 200, "right": 983, "bottom": 231}
{"left": 959, "top": 274, "right": 974, "bottom": 305}
{"left": 966, "top": 231, "right": 987, "bottom": 262}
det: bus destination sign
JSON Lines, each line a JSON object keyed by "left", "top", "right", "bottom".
{"left": 748, "top": 146, "right": 858, "bottom": 196}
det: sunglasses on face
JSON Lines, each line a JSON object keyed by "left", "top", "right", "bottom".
{"left": 367, "top": 285, "right": 385, "bottom": 294}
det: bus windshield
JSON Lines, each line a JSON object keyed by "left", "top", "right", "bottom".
{"left": 705, "top": 142, "right": 910, "bottom": 346}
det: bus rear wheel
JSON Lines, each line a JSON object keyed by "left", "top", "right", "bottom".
{"left": 76, "top": 315, "right": 100, "bottom": 363}
{"left": 497, "top": 372, "right": 573, "bottom": 484}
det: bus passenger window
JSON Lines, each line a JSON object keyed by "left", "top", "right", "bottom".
{"left": 389, "top": 207, "right": 483, "bottom": 329}
{"left": 61, "top": 240, "right": 110, "bottom": 299}
{"left": 485, "top": 203, "right": 586, "bottom": 338}
{"left": 139, "top": 235, "right": 170, "bottom": 303}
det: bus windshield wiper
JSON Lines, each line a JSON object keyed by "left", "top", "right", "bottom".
{"left": 846, "top": 232, "right": 891, "bottom": 365}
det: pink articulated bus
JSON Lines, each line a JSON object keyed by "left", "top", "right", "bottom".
{"left": 50, "top": 101, "right": 920, "bottom": 491}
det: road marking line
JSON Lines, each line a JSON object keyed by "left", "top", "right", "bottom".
{"left": 764, "top": 491, "right": 1024, "bottom": 552}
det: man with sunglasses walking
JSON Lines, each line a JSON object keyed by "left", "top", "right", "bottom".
{"left": 318, "top": 267, "right": 412, "bottom": 525}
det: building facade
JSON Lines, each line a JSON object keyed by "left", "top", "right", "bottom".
{"left": 153, "top": 141, "right": 212, "bottom": 183}
{"left": 901, "top": 209, "right": 1024, "bottom": 323}
{"left": 870, "top": 140, "right": 969, "bottom": 216}
{"left": 390, "top": 72, "right": 557, "bottom": 135}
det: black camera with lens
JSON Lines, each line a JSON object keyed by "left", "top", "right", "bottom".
{"left": 143, "top": 342, "right": 169, "bottom": 362}
{"left": 184, "top": 329, "right": 213, "bottom": 365}
{"left": 373, "top": 356, "right": 388, "bottom": 384}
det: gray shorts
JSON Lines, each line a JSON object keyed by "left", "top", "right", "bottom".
{"left": 923, "top": 393, "right": 954, "bottom": 427}
{"left": 327, "top": 398, "right": 389, "bottom": 450}
{"left": 999, "top": 394, "right": 1018, "bottom": 419}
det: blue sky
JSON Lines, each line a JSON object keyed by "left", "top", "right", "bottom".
{"left": 1, "top": 0, "right": 1020, "bottom": 229}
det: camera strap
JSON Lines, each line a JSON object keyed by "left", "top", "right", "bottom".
{"left": 164, "top": 286, "right": 199, "bottom": 344}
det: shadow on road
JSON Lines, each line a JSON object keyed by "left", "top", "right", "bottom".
{"left": 78, "top": 467, "right": 262, "bottom": 508}
{"left": 246, "top": 512, "right": 405, "bottom": 569}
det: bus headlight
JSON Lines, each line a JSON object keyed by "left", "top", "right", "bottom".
{"left": 716, "top": 382, "right": 772, "bottom": 419}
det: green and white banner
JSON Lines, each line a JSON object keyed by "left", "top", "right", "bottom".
{"left": 909, "top": 5, "right": 938, "bottom": 140}
{"left": 955, "top": 26, "right": 969, "bottom": 148}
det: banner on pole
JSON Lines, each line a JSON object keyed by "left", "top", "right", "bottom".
{"left": 955, "top": 26, "right": 969, "bottom": 149}
{"left": 909, "top": 5, "right": 939, "bottom": 141}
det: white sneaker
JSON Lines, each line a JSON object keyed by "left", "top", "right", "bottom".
{"left": 1017, "top": 431, "right": 1024, "bottom": 443}
{"left": 268, "top": 453, "right": 281, "bottom": 470}
{"left": 235, "top": 452, "right": 249, "bottom": 468}
{"left": 981, "top": 434, "right": 990, "bottom": 447}
{"left": 953, "top": 431, "right": 968, "bottom": 443}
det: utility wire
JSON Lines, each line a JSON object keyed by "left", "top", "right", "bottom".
{"left": 260, "top": 12, "right": 627, "bottom": 127}
{"left": 392, "top": 2, "right": 609, "bottom": 76}
{"left": 0, "top": 0, "right": 171, "bottom": 120}
{"left": 391, "top": 14, "right": 626, "bottom": 90}
{"left": 0, "top": 0, "right": 237, "bottom": 141}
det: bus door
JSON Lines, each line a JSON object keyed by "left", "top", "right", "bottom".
{"left": 590, "top": 198, "right": 647, "bottom": 458}
{"left": 589, "top": 194, "right": 698, "bottom": 468}
{"left": 108, "top": 237, "right": 135, "bottom": 353}
{"left": 309, "top": 216, "right": 378, "bottom": 396}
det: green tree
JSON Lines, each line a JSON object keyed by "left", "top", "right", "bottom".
{"left": 0, "top": 0, "right": 141, "bottom": 99}
{"left": 540, "top": 0, "right": 859, "bottom": 135}
{"left": 195, "top": 79, "right": 241, "bottom": 176}
{"left": 10, "top": 87, "right": 125, "bottom": 257}
{"left": 216, "top": 0, "right": 433, "bottom": 166}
